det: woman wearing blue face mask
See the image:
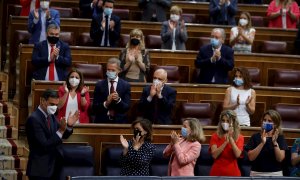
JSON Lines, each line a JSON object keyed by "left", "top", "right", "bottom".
{"left": 160, "top": 5, "right": 188, "bottom": 51}
{"left": 209, "top": 110, "right": 244, "bottom": 176}
{"left": 245, "top": 110, "right": 288, "bottom": 176}
{"left": 223, "top": 67, "right": 256, "bottom": 126}
{"left": 57, "top": 68, "right": 90, "bottom": 123}
{"left": 163, "top": 118, "right": 205, "bottom": 176}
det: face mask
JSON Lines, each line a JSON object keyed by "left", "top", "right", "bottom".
{"left": 262, "top": 122, "right": 274, "bottom": 132}
{"left": 47, "top": 105, "right": 57, "bottom": 115}
{"left": 47, "top": 36, "right": 59, "bottom": 45}
{"left": 69, "top": 78, "right": 80, "bottom": 87}
{"left": 239, "top": 19, "right": 248, "bottom": 26}
{"left": 221, "top": 122, "right": 229, "bottom": 131}
{"left": 170, "top": 14, "right": 180, "bottom": 22}
{"left": 106, "top": 71, "right": 117, "bottom": 80}
{"left": 210, "top": 38, "right": 220, "bottom": 49}
{"left": 133, "top": 129, "right": 142, "bottom": 138}
{"left": 40, "top": 1, "right": 50, "bottom": 9}
{"left": 233, "top": 78, "right": 244, "bottom": 86}
{"left": 103, "top": 8, "right": 113, "bottom": 16}
{"left": 181, "top": 127, "right": 188, "bottom": 138}
{"left": 130, "top": 38, "right": 140, "bottom": 46}
{"left": 153, "top": 79, "right": 162, "bottom": 87}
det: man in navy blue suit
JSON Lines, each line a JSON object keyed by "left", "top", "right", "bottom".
{"left": 139, "top": 69, "right": 177, "bottom": 124}
{"left": 90, "top": 0, "right": 121, "bottom": 47}
{"left": 93, "top": 57, "right": 131, "bottom": 123}
{"left": 209, "top": 0, "right": 238, "bottom": 25}
{"left": 28, "top": 0, "right": 60, "bottom": 44}
{"left": 26, "top": 89, "right": 79, "bottom": 179}
{"left": 195, "top": 28, "right": 234, "bottom": 84}
{"left": 31, "top": 23, "right": 72, "bottom": 81}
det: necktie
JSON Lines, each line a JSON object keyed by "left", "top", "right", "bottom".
{"left": 110, "top": 80, "right": 115, "bottom": 94}
{"left": 109, "top": 80, "right": 115, "bottom": 119}
{"left": 49, "top": 44, "right": 55, "bottom": 81}
{"left": 47, "top": 116, "right": 51, "bottom": 130}
{"left": 104, "top": 15, "right": 109, "bottom": 47}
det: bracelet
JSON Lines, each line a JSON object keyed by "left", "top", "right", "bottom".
{"left": 81, "top": 93, "right": 85, "bottom": 97}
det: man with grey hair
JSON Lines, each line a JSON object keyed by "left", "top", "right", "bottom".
{"left": 195, "top": 28, "right": 234, "bottom": 84}
{"left": 93, "top": 57, "right": 131, "bottom": 123}
{"left": 139, "top": 68, "right": 177, "bottom": 124}
{"left": 32, "top": 23, "right": 71, "bottom": 81}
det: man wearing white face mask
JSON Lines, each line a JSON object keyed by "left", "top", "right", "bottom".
{"left": 93, "top": 57, "right": 131, "bottom": 123}
{"left": 139, "top": 68, "right": 177, "bottom": 124}
{"left": 161, "top": 5, "right": 188, "bottom": 51}
{"left": 25, "top": 89, "right": 79, "bottom": 179}
{"left": 28, "top": 0, "right": 60, "bottom": 44}
{"left": 90, "top": 0, "right": 121, "bottom": 47}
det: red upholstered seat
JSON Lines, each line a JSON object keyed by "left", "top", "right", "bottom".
{"left": 273, "top": 103, "right": 300, "bottom": 129}
{"left": 261, "top": 41, "right": 287, "bottom": 54}
{"left": 179, "top": 102, "right": 213, "bottom": 126}
{"left": 73, "top": 63, "right": 104, "bottom": 82}
{"left": 269, "top": 69, "right": 300, "bottom": 88}
{"left": 155, "top": 65, "right": 180, "bottom": 83}
{"left": 52, "top": 7, "right": 73, "bottom": 18}
{"left": 78, "top": 32, "right": 94, "bottom": 46}
{"left": 145, "top": 35, "right": 162, "bottom": 49}
{"left": 112, "top": 9, "right": 129, "bottom": 20}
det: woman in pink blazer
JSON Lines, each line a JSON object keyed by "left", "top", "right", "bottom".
{"left": 163, "top": 118, "right": 206, "bottom": 176}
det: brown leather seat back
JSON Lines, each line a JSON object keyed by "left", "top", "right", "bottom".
{"left": 251, "top": 16, "right": 265, "bottom": 27}
{"left": 52, "top": 7, "right": 73, "bottom": 18}
{"left": 197, "top": 37, "right": 211, "bottom": 49}
{"left": 182, "top": 13, "right": 196, "bottom": 23}
{"left": 262, "top": 41, "right": 287, "bottom": 54}
{"left": 245, "top": 67, "right": 261, "bottom": 86}
{"left": 74, "top": 63, "right": 104, "bottom": 82}
{"left": 60, "top": 32, "right": 74, "bottom": 45}
{"left": 78, "top": 32, "right": 94, "bottom": 46}
{"left": 180, "top": 102, "right": 213, "bottom": 126}
{"left": 269, "top": 69, "right": 300, "bottom": 88}
{"left": 273, "top": 103, "right": 300, "bottom": 128}
{"left": 145, "top": 35, "right": 162, "bottom": 49}
{"left": 112, "top": 9, "right": 129, "bottom": 20}
{"left": 119, "top": 34, "right": 129, "bottom": 47}
{"left": 155, "top": 65, "right": 180, "bottom": 83}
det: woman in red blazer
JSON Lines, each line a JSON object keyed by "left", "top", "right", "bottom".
{"left": 163, "top": 118, "right": 206, "bottom": 176}
{"left": 57, "top": 69, "right": 90, "bottom": 123}
{"left": 20, "top": 0, "right": 40, "bottom": 16}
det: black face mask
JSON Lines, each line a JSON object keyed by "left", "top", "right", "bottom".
{"left": 130, "top": 38, "right": 140, "bottom": 46}
{"left": 133, "top": 129, "right": 142, "bottom": 138}
{"left": 47, "top": 36, "right": 59, "bottom": 44}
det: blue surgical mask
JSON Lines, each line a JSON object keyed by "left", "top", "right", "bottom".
{"left": 106, "top": 71, "right": 117, "bottom": 80}
{"left": 233, "top": 78, "right": 244, "bottom": 86}
{"left": 262, "top": 122, "right": 274, "bottom": 132}
{"left": 181, "top": 127, "right": 188, "bottom": 138}
{"left": 210, "top": 38, "right": 220, "bottom": 49}
{"left": 104, "top": 8, "right": 113, "bottom": 16}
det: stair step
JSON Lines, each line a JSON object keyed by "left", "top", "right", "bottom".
{"left": 0, "top": 139, "right": 27, "bottom": 156}
{"left": 0, "top": 155, "right": 27, "bottom": 170}
{"left": 0, "top": 169, "right": 26, "bottom": 180}
{"left": 0, "top": 126, "right": 18, "bottom": 139}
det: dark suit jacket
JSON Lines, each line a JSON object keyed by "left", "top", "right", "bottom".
{"left": 28, "top": 8, "right": 60, "bottom": 44}
{"left": 93, "top": 78, "right": 131, "bottom": 123}
{"left": 25, "top": 108, "right": 73, "bottom": 178}
{"left": 79, "top": 0, "right": 103, "bottom": 18}
{"left": 139, "top": 85, "right": 177, "bottom": 124}
{"left": 138, "top": 0, "right": 172, "bottom": 22}
{"left": 195, "top": 44, "right": 234, "bottom": 84}
{"left": 209, "top": 0, "right": 237, "bottom": 25}
{"left": 90, "top": 13, "right": 121, "bottom": 47}
{"left": 31, "top": 40, "right": 72, "bottom": 81}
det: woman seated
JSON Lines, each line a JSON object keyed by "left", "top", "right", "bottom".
{"left": 267, "top": 0, "right": 299, "bottom": 29}
{"left": 57, "top": 69, "right": 90, "bottom": 123}
{"left": 245, "top": 110, "right": 288, "bottom": 176}
{"left": 209, "top": 110, "right": 244, "bottom": 176}
{"left": 290, "top": 138, "right": 300, "bottom": 176}
{"left": 163, "top": 118, "right": 205, "bottom": 176}
{"left": 119, "top": 29, "right": 150, "bottom": 82}
{"left": 230, "top": 12, "right": 256, "bottom": 54}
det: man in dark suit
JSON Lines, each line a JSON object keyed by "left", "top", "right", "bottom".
{"left": 90, "top": 0, "right": 121, "bottom": 47}
{"left": 28, "top": 0, "right": 60, "bottom": 44}
{"left": 138, "top": 0, "right": 172, "bottom": 22}
{"left": 79, "top": 0, "right": 103, "bottom": 18}
{"left": 195, "top": 28, "right": 234, "bottom": 84}
{"left": 93, "top": 57, "right": 131, "bottom": 123}
{"left": 31, "top": 23, "right": 72, "bottom": 81}
{"left": 139, "top": 69, "right": 177, "bottom": 124}
{"left": 209, "top": 0, "right": 238, "bottom": 25}
{"left": 26, "top": 89, "right": 79, "bottom": 179}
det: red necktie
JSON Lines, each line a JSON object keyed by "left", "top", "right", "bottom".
{"left": 109, "top": 80, "right": 115, "bottom": 119}
{"left": 110, "top": 80, "right": 115, "bottom": 94}
{"left": 49, "top": 44, "right": 55, "bottom": 81}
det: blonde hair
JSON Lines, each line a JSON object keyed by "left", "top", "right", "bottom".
{"left": 261, "top": 110, "right": 283, "bottom": 134}
{"left": 217, "top": 110, "right": 240, "bottom": 141}
{"left": 184, "top": 118, "right": 206, "bottom": 143}
{"left": 170, "top": 5, "right": 182, "bottom": 15}
{"left": 126, "top": 29, "right": 145, "bottom": 50}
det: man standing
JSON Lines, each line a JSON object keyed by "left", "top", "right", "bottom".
{"left": 195, "top": 28, "right": 234, "bottom": 84}
{"left": 31, "top": 23, "right": 72, "bottom": 81}
{"left": 209, "top": 0, "right": 238, "bottom": 25}
{"left": 93, "top": 57, "right": 131, "bottom": 123}
{"left": 28, "top": 0, "right": 60, "bottom": 44}
{"left": 79, "top": 0, "right": 103, "bottom": 18}
{"left": 138, "top": 0, "right": 172, "bottom": 22}
{"left": 90, "top": 0, "right": 121, "bottom": 47}
{"left": 139, "top": 69, "right": 177, "bottom": 124}
{"left": 26, "top": 89, "right": 79, "bottom": 179}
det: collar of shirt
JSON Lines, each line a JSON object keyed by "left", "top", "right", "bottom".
{"left": 107, "top": 76, "right": 119, "bottom": 83}
{"left": 102, "top": 13, "right": 111, "bottom": 19}
{"left": 38, "top": 105, "right": 48, "bottom": 119}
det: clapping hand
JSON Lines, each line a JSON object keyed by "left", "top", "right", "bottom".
{"left": 272, "top": 129, "right": 279, "bottom": 144}
{"left": 170, "top": 131, "right": 180, "bottom": 145}
{"left": 81, "top": 86, "right": 89, "bottom": 95}
{"left": 63, "top": 82, "right": 69, "bottom": 93}
{"left": 67, "top": 110, "right": 79, "bottom": 127}
{"left": 261, "top": 130, "right": 267, "bottom": 145}
{"left": 45, "top": 10, "right": 51, "bottom": 19}
{"left": 169, "top": 21, "right": 176, "bottom": 30}
{"left": 109, "top": 20, "right": 115, "bottom": 30}
{"left": 33, "top": 9, "right": 39, "bottom": 19}
{"left": 150, "top": 84, "right": 157, "bottom": 97}
{"left": 120, "top": 135, "right": 129, "bottom": 155}
{"left": 245, "top": 96, "right": 252, "bottom": 105}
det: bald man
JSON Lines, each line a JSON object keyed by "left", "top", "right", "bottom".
{"left": 139, "top": 69, "right": 177, "bottom": 124}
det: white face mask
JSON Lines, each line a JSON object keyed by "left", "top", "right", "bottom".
{"left": 239, "top": 19, "right": 248, "bottom": 26}
{"left": 40, "top": 1, "right": 50, "bottom": 9}
{"left": 221, "top": 122, "right": 229, "bottom": 131}
{"left": 153, "top": 79, "right": 162, "bottom": 87}
{"left": 69, "top": 78, "right": 80, "bottom": 87}
{"left": 170, "top": 14, "right": 180, "bottom": 22}
{"left": 47, "top": 105, "right": 57, "bottom": 115}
